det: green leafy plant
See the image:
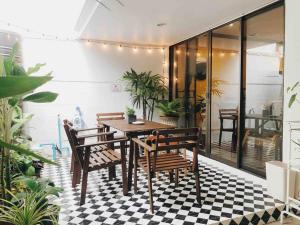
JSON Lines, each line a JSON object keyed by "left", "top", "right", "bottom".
{"left": 287, "top": 81, "right": 300, "bottom": 108}
{"left": 126, "top": 107, "right": 135, "bottom": 116}
{"left": 156, "top": 99, "right": 182, "bottom": 117}
{"left": 0, "top": 43, "right": 58, "bottom": 200}
{"left": 0, "top": 190, "right": 60, "bottom": 225}
{"left": 122, "top": 68, "right": 167, "bottom": 120}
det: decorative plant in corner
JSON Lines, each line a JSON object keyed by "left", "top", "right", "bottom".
{"left": 122, "top": 68, "right": 167, "bottom": 121}
{"left": 156, "top": 99, "right": 182, "bottom": 126}
{"left": 0, "top": 43, "right": 59, "bottom": 220}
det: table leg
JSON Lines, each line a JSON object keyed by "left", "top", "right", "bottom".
{"left": 127, "top": 135, "right": 134, "bottom": 191}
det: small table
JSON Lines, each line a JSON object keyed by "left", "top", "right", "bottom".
{"left": 246, "top": 114, "right": 282, "bottom": 135}
{"left": 100, "top": 120, "right": 175, "bottom": 191}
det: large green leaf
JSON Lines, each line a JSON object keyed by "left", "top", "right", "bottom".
{"left": 289, "top": 93, "right": 297, "bottom": 108}
{"left": 0, "top": 55, "right": 3, "bottom": 76}
{"left": 0, "top": 139, "right": 58, "bottom": 166}
{"left": 10, "top": 114, "right": 34, "bottom": 136}
{"left": 23, "top": 91, "right": 58, "bottom": 103}
{"left": 27, "top": 63, "right": 46, "bottom": 75}
{"left": 0, "top": 75, "right": 53, "bottom": 99}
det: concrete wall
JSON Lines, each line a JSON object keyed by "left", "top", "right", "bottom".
{"left": 22, "top": 38, "right": 167, "bottom": 144}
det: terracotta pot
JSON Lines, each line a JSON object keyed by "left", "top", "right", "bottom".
{"left": 159, "top": 116, "right": 179, "bottom": 127}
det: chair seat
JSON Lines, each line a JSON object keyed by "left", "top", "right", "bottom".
{"left": 138, "top": 153, "right": 191, "bottom": 172}
{"left": 89, "top": 149, "right": 121, "bottom": 171}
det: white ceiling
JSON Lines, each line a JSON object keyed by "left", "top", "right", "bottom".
{"left": 78, "top": 0, "right": 279, "bottom": 46}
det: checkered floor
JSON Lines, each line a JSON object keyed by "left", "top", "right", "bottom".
{"left": 42, "top": 155, "right": 284, "bottom": 225}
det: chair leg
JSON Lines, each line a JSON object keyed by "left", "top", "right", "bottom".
{"left": 219, "top": 119, "right": 223, "bottom": 146}
{"left": 134, "top": 143, "right": 138, "bottom": 194}
{"left": 169, "top": 170, "right": 174, "bottom": 183}
{"left": 108, "top": 166, "right": 116, "bottom": 180}
{"left": 195, "top": 170, "right": 201, "bottom": 205}
{"left": 120, "top": 141, "right": 128, "bottom": 196}
{"left": 184, "top": 149, "right": 188, "bottom": 175}
{"left": 80, "top": 169, "right": 88, "bottom": 205}
{"left": 175, "top": 169, "right": 179, "bottom": 187}
{"left": 70, "top": 152, "right": 75, "bottom": 173}
{"left": 147, "top": 172, "right": 154, "bottom": 214}
{"left": 72, "top": 161, "right": 81, "bottom": 188}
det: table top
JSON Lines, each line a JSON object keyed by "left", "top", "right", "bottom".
{"left": 246, "top": 114, "right": 282, "bottom": 121}
{"left": 101, "top": 119, "right": 175, "bottom": 133}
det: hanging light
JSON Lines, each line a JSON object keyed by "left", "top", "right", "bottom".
{"left": 118, "top": 45, "right": 123, "bottom": 51}
{"left": 133, "top": 47, "right": 138, "bottom": 53}
{"left": 147, "top": 48, "right": 152, "bottom": 54}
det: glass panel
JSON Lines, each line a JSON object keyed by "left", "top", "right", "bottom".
{"left": 242, "top": 6, "right": 284, "bottom": 175}
{"left": 195, "top": 34, "right": 209, "bottom": 150}
{"left": 211, "top": 21, "right": 241, "bottom": 164}
{"left": 174, "top": 43, "right": 187, "bottom": 127}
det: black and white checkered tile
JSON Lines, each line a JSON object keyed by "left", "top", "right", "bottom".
{"left": 42, "top": 155, "right": 284, "bottom": 225}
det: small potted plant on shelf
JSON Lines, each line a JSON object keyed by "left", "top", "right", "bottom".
{"left": 126, "top": 107, "right": 136, "bottom": 124}
{"left": 156, "top": 99, "right": 182, "bottom": 127}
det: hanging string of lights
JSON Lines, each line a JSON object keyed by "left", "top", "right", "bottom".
{"left": 0, "top": 19, "right": 169, "bottom": 79}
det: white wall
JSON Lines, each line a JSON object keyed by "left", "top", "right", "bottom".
{"left": 283, "top": 0, "right": 300, "bottom": 198}
{"left": 22, "top": 38, "right": 167, "bottom": 143}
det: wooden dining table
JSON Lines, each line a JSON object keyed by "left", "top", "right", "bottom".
{"left": 100, "top": 119, "right": 175, "bottom": 192}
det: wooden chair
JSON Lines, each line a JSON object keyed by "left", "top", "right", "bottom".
{"left": 64, "top": 121, "right": 128, "bottom": 205}
{"left": 63, "top": 120, "right": 104, "bottom": 175}
{"left": 97, "top": 112, "right": 125, "bottom": 134}
{"left": 132, "top": 128, "right": 202, "bottom": 213}
{"left": 219, "top": 108, "right": 238, "bottom": 147}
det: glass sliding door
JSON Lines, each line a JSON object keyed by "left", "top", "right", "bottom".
{"left": 185, "top": 34, "right": 209, "bottom": 153}
{"left": 241, "top": 6, "right": 284, "bottom": 175}
{"left": 210, "top": 21, "right": 241, "bottom": 165}
{"left": 173, "top": 43, "right": 187, "bottom": 127}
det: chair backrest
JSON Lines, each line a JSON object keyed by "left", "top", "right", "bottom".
{"left": 153, "top": 128, "right": 202, "bottom": 152}
{"left": 63, "top": 119, "right": 84, "bottom": 167}
{"left": 146, "top": 128, "right": 201, "bottom": 173}
{"left": 97, "top": 112, "right": 125, "bottom": 124}
{"left": 219, "top": 108, "right": 238, "bottom": 118}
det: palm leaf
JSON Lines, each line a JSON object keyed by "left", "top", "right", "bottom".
{"left": 0, "top": 75, "right": 53, "bottom": 99}
{"left": 23, "top": 91, "right": 58, "bottom": 103}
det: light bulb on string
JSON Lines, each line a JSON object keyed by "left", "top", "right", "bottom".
{"left": 118, "top": 45, "right": 123, "bottom": 51}
{"left": 133, "top": 47, "right": 138, "bottom": 53}
{"left": 160, "top": 48, "right": 165, "bottom": 54}
{"left": 147, "top": 48, "right": 152, "bottom": 54}
{"left": 102, "top": 43, "right": 107, "bottom": 49}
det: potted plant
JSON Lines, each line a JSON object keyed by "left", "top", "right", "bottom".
{"left": 122, "top": 68, "right": 167, "bottom": 121}
{"left": 0, "top": 43, "right": 60, "bottom": 224}
{"left": 156, "top": 99, "right": 182, "bottom": 127}
{"left": 126, "top": 107, "right": 136, "bottom": 124}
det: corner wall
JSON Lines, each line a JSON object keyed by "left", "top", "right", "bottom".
{"left": 283, "top": 0, "right": 300, "bottom": 197}
{"left": 22, "top": 38, "right": 168, "bottom": 143}
{"left": 283, "top": 0, "right": 300, "bottom": 162}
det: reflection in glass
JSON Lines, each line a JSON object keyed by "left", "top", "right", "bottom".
{"left": 242, "top": 6, "right": 284, "bottom": 175}
{"left": 187, "top": 34, "right": 209, "bottom": 151}
{"left": 210, "top": 21, "right": 241, "bottom": 164}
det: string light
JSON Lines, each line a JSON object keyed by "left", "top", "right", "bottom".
{"left": 118, "top": 45, "right": 123, "bottom": 51}
{"left": 220, "top": 52, "right": 225, "bottom": 57}
{"left": 133, "top": 47, "right": 138, "bottom": 53}
{"left": 147, "top": 48, "right": 152, "bottom": 54}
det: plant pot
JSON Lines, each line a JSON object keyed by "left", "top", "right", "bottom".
{"left": 128, "top": 115, "right": 137, "bottom": 124}
{"left": 0, "top": 222, "right": 13, "bottom": 225}
{"left": 159, "top": 116, "right": 179, "bottom": 127}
